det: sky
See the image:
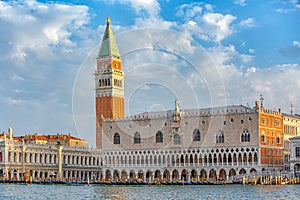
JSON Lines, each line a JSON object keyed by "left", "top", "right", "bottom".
{"left": 0, "top": 0, "right": 300, "bottom": 146}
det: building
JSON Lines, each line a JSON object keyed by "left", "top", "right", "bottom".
{"left": 0, "top": 128, "right": 102, "bottom": 182}
{"left": 283, "top": 112, "right": 300, "bottom": 172}
{"left": 14, "top": 133, "right": 87, "bottom": 147}
{"left": 257, "top": 97, "right": 283, "bottom": 172}
{"left": 289, "top": 136, "right": 300, "bottom": 176}
{"left": 95, "top": 19, "right": 284, "bottom": 183}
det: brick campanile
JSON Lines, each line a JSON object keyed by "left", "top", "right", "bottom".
{"left": 95, "top": 17, "right": 124, "bottom": 148}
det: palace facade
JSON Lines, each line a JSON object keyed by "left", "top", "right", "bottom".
{"left": 95, "top": 18, "right": 286, "bottom": 183}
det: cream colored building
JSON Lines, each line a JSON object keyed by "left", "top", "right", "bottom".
{"left": 282, "top": 113, "right": 300, "bottom": 172}
{"left": 0, "top": 128, "right": 102, "bottom": 181}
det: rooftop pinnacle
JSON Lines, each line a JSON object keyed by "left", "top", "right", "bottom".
{"left": 98, "top": 17, "right": 121, "bottom": 59}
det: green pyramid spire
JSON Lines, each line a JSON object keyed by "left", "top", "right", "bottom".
{"left": 98, "top": 17, "right": 121, "bottom": 59}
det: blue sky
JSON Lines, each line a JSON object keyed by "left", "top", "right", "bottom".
{"left": 0, "top": 0, "right": 299, "bottom": 146}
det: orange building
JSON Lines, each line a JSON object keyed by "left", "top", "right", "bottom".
{"left": 14, "top": 133, "right": 87, "bottom": 147}
{"left": 256, "top": 98, "right": 284, "bottom": 171}
{"left": 95, "top": 17, "right": 124, "bottom": 148}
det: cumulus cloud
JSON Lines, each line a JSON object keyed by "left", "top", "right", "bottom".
{"left": 240, "top": 18, "right": 255, "bottom": 27}
{"left": 207, "top": 45, "right": 300, "bottom": 111}
{"left": 176, "top": 2, "right": 203, "bottom": 20}
{"left": 202, "top": 13, "right": 236, "bottom": 42}
{"left": 176, "top": 2, "right": 237, "bottom": 43}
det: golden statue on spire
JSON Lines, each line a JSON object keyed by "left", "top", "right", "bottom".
{"left": 106, "top": 16, "right": 110, "bottom": 25}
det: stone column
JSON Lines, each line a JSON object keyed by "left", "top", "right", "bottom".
{"left": 21, "top": 145, "right": 27, "bottom": 180}
{"left": 57, "top": 145, "right": 64, "bottom": 181}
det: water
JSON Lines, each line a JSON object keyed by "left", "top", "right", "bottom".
{"left": 0, "top": 184, "right": 299, "bottom": 200}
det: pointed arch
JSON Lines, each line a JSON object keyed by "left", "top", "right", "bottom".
{"left": 163, "top": 169, "right": 170, "bottom": 182}
{"left": 181, "top": 169, "right": 188, "bottom": 181}
{"left": 193, "top": 129, "right": 201, "bottom": 141}
{"left": 229, "top": 168, "right": 236, "bottom": 178}
{"left": 241, "top": 129, "right": 250, "bottom": 142}
{"left": 190, "top": 169, "right": 197, "bottom": 182}
{"left": 209, "top": 169, "right": 217, "bottom": 182}
{"left": 172, "top": 169, "right": 179, "bottom": 182}
{"left": 156, "top": 131, "right": 163, "bottom": 143}
{"left": 219, "top": 169, "right": 226, "bottom": 180}
{"left": 216, "top": 131, "right": 224, "bottom": 143}
{"left": 134, "top": 132, "right": 141, "bottom": 144}
{"left": 113, "top": 133, "right": 120, "bottom": 144}
{"left": 174, "top": 134, "right": 181, "bottom": 145}
{"left": 200, "top": 169, "right": 207, "bottom": 180}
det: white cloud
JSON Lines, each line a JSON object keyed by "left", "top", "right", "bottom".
{"left": 205, "top": 4, "right": 213, "bottom": 12}
{"left": 12, "top": 75, "right": 24, "bottom": 81}
{"left": 240, "top": 54, "right": 254, "bottom": 63}
{"left": 206, "top": 44, "right": 300, "bottom": 112}
{"left": 5, "top": 97, "right": 26, "bottom": 106}
{"left": 249, "top": 48, "right": 255, "bottom": 54}
{"left": 202, "top": 13, "right": 237, "bottom": 42}
{"left": 293, "top": 40, "right": 300, "bottom": 48}
{"left": 233, "top": 0, "right": 247, "bottom": 6}
{"left": 176, "top": 3, "right": 237, "bottom": 43}
{"left": 188, "top": 20, "right": 197, "bottom": 26}
{"left": 176, "top": 2, "right": 203, "bottom": 19}
{"left": 240, "top": 18, "right": 255, "bottom": 27}
{"left": 275, "top": 0, "right": 300, "bottom": 13}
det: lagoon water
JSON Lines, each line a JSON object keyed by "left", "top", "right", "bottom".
{"left": 0, "top": 184, "right": 300, "bottom": 200}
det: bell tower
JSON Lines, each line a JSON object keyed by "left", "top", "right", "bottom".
{"left": 95, "top": 17, "right": 124, "bottom": 148}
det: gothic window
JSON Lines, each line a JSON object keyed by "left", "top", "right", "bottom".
{"left": 156, "top": 131, "right": 163, "bottom": 143}
{"left": 241, "top": 129, "right": 250, "bottom": 142}
{"left": 193, "top": 129, "right": 201, "bottom": 141}
{"left": 261, "top": 131, "right": 265, "bottom": 142}
{"left": 296, "top": 147, "right": 300, "bottom": 157}
{"left": 134, "top": 132, "right": 141, "bottom": 144}
{"left": 216, "top": 131, "right": 224, "bottom": 143}
{"left": 113, "top": 133, "right": 120, "bottom": 144}
{"left": 174, "top": 134, "right": 181, "bottom": 145}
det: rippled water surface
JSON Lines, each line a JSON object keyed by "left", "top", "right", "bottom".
{"left": 0, "top": 184, "right": 299, "bottom": 200}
